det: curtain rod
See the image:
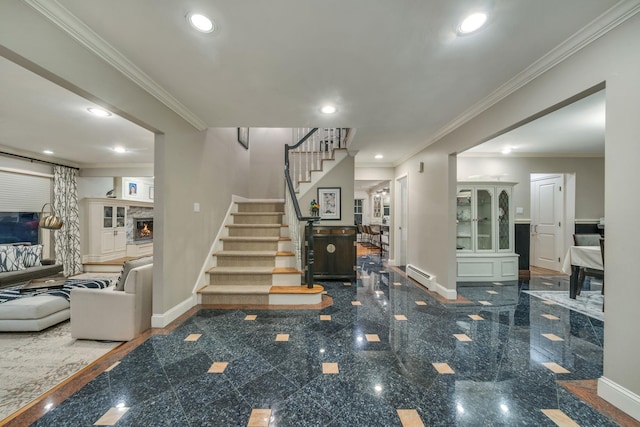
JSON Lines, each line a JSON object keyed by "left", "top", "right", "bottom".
{"left": 0, "top": 151, "right": 80, "bottom": 171}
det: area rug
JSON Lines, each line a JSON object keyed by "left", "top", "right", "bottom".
{"left": 0, "top": 320, "right": 120, "bottom": 421}
{"left": 524, "top": 290, "right": 604, "bottom": 322}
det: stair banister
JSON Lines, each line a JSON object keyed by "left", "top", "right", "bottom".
{"left": 285, "top": 128, "right": 320, "bottom": 288}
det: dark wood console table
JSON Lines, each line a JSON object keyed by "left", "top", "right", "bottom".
{"left": 305, "top": 225, "right": 356, "bottom": 281}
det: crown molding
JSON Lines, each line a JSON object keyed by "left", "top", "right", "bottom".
{"left": 394, "top": 0, "right": 640, "bottom": 167}
{"left": 24, "top": 0, "right": 208, "bottom": 131}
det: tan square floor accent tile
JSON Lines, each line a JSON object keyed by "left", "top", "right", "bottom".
{"left": 94, "top": 407, "right": 129, "bottom": 426}
{"left": 184, "top": 334, "right": 202, "bottom": 342}
{"left": 542, "top": 362, "right": 571, "bottom": 374}
{"left": 365, "top": 334, "right": 381, "bottom": 342}
{"left": 468, "top": 315, "right": 484, "bottom": 321}
{"left": 395, "top": 315, "right": 408, "bottom": 321}
{"left": 492, "top": 282, "right": 504, "bottom": 286}
{"left": 454, "top": 334, "right": 472, "bottom": 342}
{"left": 542, "top": 333, "right": 564, "bottom": 342}
{"left": 208, "top": 362, "right": 229, "bottom": 373}
{"left": 542, "top": 281, "right": 554, "bottom": 286}
{"left": 322, "top": 362, "right": 340, "bottom": 374}
{"left": 275, "top": 334, "right": 290, "bottom": 342}
{"left": 361, "top": 275, "right": 370, "bottom": 279}
{"left": 379, "top": 270, "right": 387, "bottom": 273}
{"left": 343, "top": 282, "right": 352, "bottom": 286}
{"left": 542, "top": 314, "right": 560, "bottom": 320}
{"left": 393, "top": 282, "right": 402, "bottom": 286}
{"left": 375, "top": 290, "right": 385, "bottom": 296}
{"left": 351, "top": 301, "right": 362, "bottom": 306}
{"left": 486, "top": 290, "right": 498, "bottom": 295}
{"left": 245, "top": 314, "right": 257, "bottom": 320}
{"left": 104, "top": 361, "right": 120, "bottom": 372}
{"left": 543, "top": 300, "right": 556, "bottom": 305}
{"left": 320, "top": 315, "right": 331, "bottom": 321}
{"left": 397, "top": 409, "right": 425, "bottom": 427}
{"left": 479, "top": 301, "right": 493, "bottom": 306}
{"left": 432, "top": 363, "right": 455, "bottom": 374}
{"left": 247, "top": 408, "right": 272, "bottom": 427}
{"left": 541, "top": 409, "right": 580, "bottom": 427}
{"left": 415, "top": 301, "right": 427, "bottom": 305}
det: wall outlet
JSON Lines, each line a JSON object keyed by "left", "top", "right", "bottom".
{"left": 193, "top": 202, "right": 200, "bottom": 212}
{"left": 516, "top": 207, "right": 524, "bottom": 215}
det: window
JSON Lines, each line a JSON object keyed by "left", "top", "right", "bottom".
{"left": 354, "top": 199, "right": 363, "bottom": 224}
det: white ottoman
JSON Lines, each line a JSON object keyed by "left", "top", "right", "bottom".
{"left": 0, "top": 295, "right": 70, "bottom": 332}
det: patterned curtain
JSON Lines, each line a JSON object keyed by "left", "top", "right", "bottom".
{"left": 53, "top": 166, "right": 82, "bottom": 276}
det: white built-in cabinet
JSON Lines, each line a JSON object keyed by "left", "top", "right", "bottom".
{"left": 81, "top": 198, "right": 128, "bottom": 262}
{"left": 456, "top": 182, "right": 519, "bottom": 282}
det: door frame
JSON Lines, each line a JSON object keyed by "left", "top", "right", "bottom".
{"left": 393, "top": 174, "right": 408, "bottom": 266}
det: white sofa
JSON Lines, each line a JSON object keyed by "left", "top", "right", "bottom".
{"left": 70, "top": 263, "right": 153, "bottom": 341}
{"left": 0, "top": 294, "right": 70, "bottom": 332}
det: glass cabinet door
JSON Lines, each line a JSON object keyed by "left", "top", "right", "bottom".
{"left": 456, "top": 189, "right": 473, "bottom": 251}
{"left": 475, "top": 189, "right": 493, "bottom": 250}
{"left": 116, "top": 206, "right": 126, "bottom": 228}
{"left": 103, "top": 206, "right": 113, "bottom": 228}
{"left": 498, "top": 189, "right": 510, "bottom": 251}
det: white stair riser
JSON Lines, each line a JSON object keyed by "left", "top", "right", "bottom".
{"left": 236, "top": 203, "right": 284, "bottom": 213}
{"left": 272, "top": 273, "right": 302, "bottom": 286}
{"left": 209, "top": 274, "right": 272, "bottom": 286}
{"left": 278, "top": 241, "right": 293, "bottom": 252}
{"left": 232, "top": 215, "right": 282, "bottom": 224}
{"left": 217, "top": 256, "right": 275, "bottom": 267}
{"left": 223, "top": 241, "right": 278, "bottom": 251}
{"left": 228, "top": 228, "right": 281, "bottom": 237}
{"left": 269, "top": 293, "right": 322, "bottom": 305}
{"left": 275, "top": 256, "right": 296, "bottom": 268}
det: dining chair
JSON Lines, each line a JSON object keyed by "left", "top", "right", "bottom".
{"left": 572, "top": 233, "right": 604, "bottom": 296}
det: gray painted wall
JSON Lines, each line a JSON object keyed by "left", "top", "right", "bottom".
{"left": 248, "top": 128, "right": 292, "bottom": 199}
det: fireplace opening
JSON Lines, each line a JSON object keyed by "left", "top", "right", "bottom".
{"left": 135, "top": 219, "right": 153, "bottom": 242}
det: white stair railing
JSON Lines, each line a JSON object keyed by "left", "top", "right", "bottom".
{"left": 289, "top": 128, "right": 347, "bottom": 192}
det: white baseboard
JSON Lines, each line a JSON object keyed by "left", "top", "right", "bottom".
{"left": 151, "top": 294, "right": 197, "bottom": 328}
{"left": 435, "top": 280, "right": 457, "bottom": 300}
{"left": 598, "top": 376, "right": 640, "bottom": 422}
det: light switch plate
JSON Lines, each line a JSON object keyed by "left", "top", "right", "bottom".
{"left": 194, "top": 202, "right": 200, "bottom": 212}
{"left": 516, "top": 207, "right": 524, "bottom": 215}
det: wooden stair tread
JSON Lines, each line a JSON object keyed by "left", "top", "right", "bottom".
{"left": 231, "top": 212, "right": 284, "bottom": 215}
{"left": 269, "top": 285, "right": 324, "bottom": 294}
{"left": 220, "top": 236, "right": 280, "bottom": 241}
{"left": 276, "top": 251, "right": 295, "bottom": 257}
{"left": 272, "top": 267, "right": 302, "bottom": 274}
{"left": 226, "top": 224, "right": 282, "bottom": 228}
{"left": 199, "top": 285, "right": 272, "bottom": 294}
{"left": 207, "top": 267, "right": 274, "bottom": 274}
{"left": 214, "top": 251, "right": 277, "bottom": 257}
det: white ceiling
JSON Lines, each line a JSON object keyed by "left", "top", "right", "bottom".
{"left": 0, "top": 0, "right": 623, "bottom": 169}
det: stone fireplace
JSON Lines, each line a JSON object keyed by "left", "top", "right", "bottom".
{"left": 134, "top": 218, "right": 153, "bottom": 242}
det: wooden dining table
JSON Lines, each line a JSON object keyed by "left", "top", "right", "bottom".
{"left": 561, "top": 245, "right": 603, "bottom": 299}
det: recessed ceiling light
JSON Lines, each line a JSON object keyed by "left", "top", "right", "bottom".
{"left": 113, "top": 146, "right": 127, "bottom": 154}
{"left": 321, "top": 105, "right": 337, "bottom": 114}
{"left": 187, "top": 13, "right": 215, "bottom": 33}
{"left": 43, "top": 150, "right": 54, "bottom": 155}
{"left": 458, "top": 12, "right": 487, "bottom": 35}
{"left": 375, "top": 154, "right": 384, "bottom": 159}
{"left": 87, "top": 107, "right": 112, "bottom": 117}
{"left": 501, "top": 147, "right": 512, "bottom": 154}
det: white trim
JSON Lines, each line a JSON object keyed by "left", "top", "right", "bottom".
{"left": 395, "top": 1, "right": 640, "bottom": 166}
{"left": 24, "top": 0, "right": 208, "bottom": 131}
{"left": 434, "top": 280, "right": 457, "bottom": 300}
{"left": 151, "top": 294, "right": 197, "bottom": 328}
{"left": 598, "top": 376, "right": 640, "bottom": 422}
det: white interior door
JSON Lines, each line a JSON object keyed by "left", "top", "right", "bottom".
{"left": 531, "top": 175, "right": 564, "bottom": 271}
{"left": 396, "top": 176, "right": 408, "bottom": 266}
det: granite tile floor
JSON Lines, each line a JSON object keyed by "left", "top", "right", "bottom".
{"left": 31, "top": 254, "right": 615, "bottom": 426}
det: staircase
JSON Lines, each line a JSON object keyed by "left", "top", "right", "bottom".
{"left": 198, "top": 200, "right": 324, "bottom": 305}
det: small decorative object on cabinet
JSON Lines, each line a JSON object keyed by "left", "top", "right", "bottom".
{"left": 456, "top": 182, "right": 519, "bottom": 282}
{"left": 305, "top": 225, "right": 356, "bottom": 281}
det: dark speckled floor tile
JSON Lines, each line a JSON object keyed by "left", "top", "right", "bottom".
{"left": 24, "top": 254, "right": 617, "bottom": 427}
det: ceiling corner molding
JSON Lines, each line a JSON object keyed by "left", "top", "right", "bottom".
{"left": 395, "top": 0, "right": 640, "bottom": 167}
{"left": 24, "top": 0, "right": 208, "bottom": 131}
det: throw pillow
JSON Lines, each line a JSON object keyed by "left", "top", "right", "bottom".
{"left": 20, "top": 244, "right": 43, "bottom": 268}
{"left": 0, "top": 245, "right": 25, "bottom": 272}
{"left": 114, "top": 256, "right": 153, "bottom": 291}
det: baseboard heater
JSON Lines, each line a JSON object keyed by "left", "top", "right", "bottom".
{"left": 406, "top": 264, "right": 435, "bottom": 291}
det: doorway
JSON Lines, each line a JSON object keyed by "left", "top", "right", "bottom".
{"left": 395, "top": 175, "right": 408, "bottom": 267}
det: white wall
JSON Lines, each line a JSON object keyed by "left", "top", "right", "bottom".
{"left": 77, "top": 177, "right": 113, "bottom": 199}
{"left": 396, "top": 12, "right": 640, "bottom": 418}
{"left": 457, "top": 156, "right": 604, "bottom": 220}
{"left": 248, "top": 128, "right": 292, "bottom": 199}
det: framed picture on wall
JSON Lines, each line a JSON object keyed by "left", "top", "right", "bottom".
{"left": 318, "top": 187, "right": 341, "bottom": 220}
{"left": 237, "top": 127, "right": 249, "bottom": 149}
{"left": 123, "top": 179, "right": 139, "bottom": 199}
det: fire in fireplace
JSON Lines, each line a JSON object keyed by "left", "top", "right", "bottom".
{"left": 135, "top": 219, "right": 153, "bottom": 242}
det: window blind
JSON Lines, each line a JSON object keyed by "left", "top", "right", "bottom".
{"left": 0, "top": 171, "right": 52, "bottom": 212}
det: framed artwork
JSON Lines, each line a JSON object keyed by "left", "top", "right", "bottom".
{"left": 373, "top": 196, "right": 382, "bottom": 217}
{"left": 124, "top": 179, "right": 139, "bottom": 198}
{"left": 237, "top": 127, "right": 249, "bottom": 149}
{"left": 318, "top": 187, "right": 341, "bottom": 220}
